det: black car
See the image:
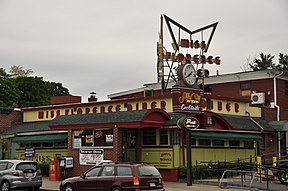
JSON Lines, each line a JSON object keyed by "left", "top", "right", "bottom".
{"left": 59, "top": 162, "right": 165, "bottom": 191}
{"left": 272, "top": 159, "right": 288, "bottom": 184}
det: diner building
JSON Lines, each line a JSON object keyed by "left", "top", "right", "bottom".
{"left": 0, "top": 84, "right": 275, "bottom": 181}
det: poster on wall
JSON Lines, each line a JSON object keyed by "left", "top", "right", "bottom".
{"left": 79, "top": 149, "right": 104, "bottom": 165}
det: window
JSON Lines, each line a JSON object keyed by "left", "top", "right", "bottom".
{"left": 117, "top": 166, "right": 132, "bottom": 176}
{"left": 198, "top": 139, "right": 211, "bottom": 146}
{"left": 101, "top": 166, "right": 114, "bottom": 176}
{"left": 212, "top": 140, "right": 225, "bottom": 147}
{"left": 85, "top": 166, "right": 101, "bottom": 177}
{"left": 241, "top": 82, "right": 251, "bottom": 90}
{"left": 144, "top": 89, "right": 153, "bottom": 97}
{"left": 73, "top": 129, "right": 113, "bottom": 148}
{"left": 160, "top": 130, "right": 168, "bottom": 145}
{"left": 43, "top": 142, "right": 53, "bottom": 147}
{"left": 244, "top": 141, "right": 254, "bottom": 148}
{"left": 143, "top": 129, "right": 156, "bottom": 145}
{"left": 229, "top": 140, "right": 240, "bottom": 147}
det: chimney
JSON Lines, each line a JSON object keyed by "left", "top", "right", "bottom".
{"left": 88, "top": 92, "right": 98, "bottom": 102}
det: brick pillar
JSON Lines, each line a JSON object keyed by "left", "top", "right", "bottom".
{"left": 113, "top": 126, "right": 122, "bottom": 162}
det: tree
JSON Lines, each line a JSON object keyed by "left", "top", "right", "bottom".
{"left": 249, "top": 53, "right": 275, "bottom": 71}
{"left": 277, "top": 53, "right": 288, "bottom": 70}
{"left": 0, "top": 67, "right": 70, "bottom": 108}
{"left": 9, "top": 65, "right": 33, "bottom": 78}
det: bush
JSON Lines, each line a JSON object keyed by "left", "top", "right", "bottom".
{"left": 38, "top": 160, "right": 50, "bottom": 176}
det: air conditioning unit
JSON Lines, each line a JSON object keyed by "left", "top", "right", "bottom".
{"left": 251, "top": 92, "right": 265, "bottom": 104}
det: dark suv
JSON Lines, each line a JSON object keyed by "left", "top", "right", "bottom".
{"left": 59, "top": 162, "right": 165, "bottom": 191}
{"left": 272, "top": 159, "right": 288, "bottom": 184}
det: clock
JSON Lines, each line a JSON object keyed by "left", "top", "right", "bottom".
{"left": 178, "top": 63, "right": 197, "bottom": 87}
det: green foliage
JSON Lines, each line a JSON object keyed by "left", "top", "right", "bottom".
{"left": 38, "top": 160, "right": 50, "bottom": 177}
{"left": 249, "top": 53, "right": 288, "bottom": 71}
{"left": 9, "top": 65, "right": 33, "bottom": 77}
{"left": 0, "top": 67, "right": 70, "bottom": 108}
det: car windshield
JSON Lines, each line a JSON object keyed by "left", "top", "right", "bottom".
{"left": 139, "top": 166, "right": 160, "bottom": 176}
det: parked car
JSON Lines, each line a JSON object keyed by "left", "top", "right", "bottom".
{"left": 0, "top": 160, "right": 42, "bottom": 191}
{"left": 59, "top": 162, "right": 165, "bottom": 191}
{"left": 272, "top": 159, "right": 288, "bottom": 184}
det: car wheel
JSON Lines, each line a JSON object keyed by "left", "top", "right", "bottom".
{"left": 112, "top": 186, "right": 122, "bottom": 191}
{"left": 1, "top": 181, "right": 10, "bottom": 191}
{"left": 64, "top": 184, "right": 75, "bottom": 191}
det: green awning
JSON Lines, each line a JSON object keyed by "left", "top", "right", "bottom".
{"left": 12, "top": 133, "right": 67, "bottom": 143}
{"left": 191, "top": 131, "right": 262, "bottom": 141}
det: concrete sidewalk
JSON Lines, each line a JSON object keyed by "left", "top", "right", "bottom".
{"left": 40, "top": 177, "right": 245, "bottom": 191}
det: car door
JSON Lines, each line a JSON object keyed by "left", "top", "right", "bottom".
{"left": 76, "top": 166, "right": 102, "bottom": 191}
{"left": 96, "top": 166, "right": 115, "bottom": 191}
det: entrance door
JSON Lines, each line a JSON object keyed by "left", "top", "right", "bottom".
{"left": 121, "top": 129, "right": 138, "bottom": 162}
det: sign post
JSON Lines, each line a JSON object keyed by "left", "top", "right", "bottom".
{"left": 177, "top": 116, "right": 200, "bottom": 186}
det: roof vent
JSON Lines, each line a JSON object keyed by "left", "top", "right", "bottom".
{"left": 88, "top": 92, "right": 98, "bottom": 102}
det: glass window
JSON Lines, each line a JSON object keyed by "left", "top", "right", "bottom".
{"left": 43, "top": 142, "right": 53, "bottom": 147}
{"left": 117, "top": 166, "right": 132, "bottom": 176}
{"left": 212, "top": 140, "right": 225, "bottom": 147}
{"left": 143, "top": 129, "right": 156, "bottom": 146}
{"left": 198, "top": 139, "right": 211, "bottom": 146}
{"left": 55, "top": 141, "right": 67, "bottom": 147}
{"left": 85, "top": 166, "right": 101, "bottom": 177}
{"left": 160, "top": 130, "right": 168, "bottom": 145}
{"left": 191, "top": 138, "right": 196, "bottom": 146}
{"left": 101, "top": 166, "right": 114, "bottom": 176}
{"left": 73, "top": 129, "right": 113, "bottom": 148}
{"left": 32, "top": 143, "right": 41, "bottom": 148}
{"left": 139, "top": 166, "right": 160, "bottom": 176}
{"left": 229, "top": 140, "right": 240, "bottom": 147}
{"left": 241, "top": 82, "right": 251, "bottom": 90}
{"left": 244, "top": 141, "right": 254, "bottom": 148}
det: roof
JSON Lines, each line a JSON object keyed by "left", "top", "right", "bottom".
{"left": 220, "top": 114, "right": 274, "bottom": 132}
{"left": 269, "top": 120, "right": 288, "bottom": 131}
{"left": 0, "top": 121, "right": 51, "bottom": 136}
{"left": 50, "top": 109, "right": 170, "bottom": 129}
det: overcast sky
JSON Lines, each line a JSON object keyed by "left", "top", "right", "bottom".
{"left": 0, "top": 0, "right": 287, "bottom": 102}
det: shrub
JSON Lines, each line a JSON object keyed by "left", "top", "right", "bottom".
{"left": 38, "top": 160, "right": 50, "bottom": 176}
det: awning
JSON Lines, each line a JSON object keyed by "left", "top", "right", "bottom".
{"left": 190, "top": 131, "right": 262, "bottom": 141}
{"left": 12, "top": 133, "right": 67, "bottom": 143}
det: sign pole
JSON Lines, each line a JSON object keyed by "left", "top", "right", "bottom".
{"left": 186, "top": 129, "right": 192, "bottom": 186}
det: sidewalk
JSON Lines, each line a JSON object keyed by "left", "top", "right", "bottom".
{"left": 40, "top": 177, "right": 245, "bottom": 191}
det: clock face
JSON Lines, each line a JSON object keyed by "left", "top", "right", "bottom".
{"left": 181, "top": 63, "right": 197, "bottom": 86}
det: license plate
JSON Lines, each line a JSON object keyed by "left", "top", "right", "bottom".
{"left": 26, "top": 173, "right": 33, "bottom": 177}
{"left": 149, "top": 183, "right": 156, "bottom": 187}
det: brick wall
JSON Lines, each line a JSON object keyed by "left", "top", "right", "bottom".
{"left": 0, "top": 110, "right": 22, "bottom": 132}
{"left": 66, "top": 128, "right": 122, "bottom": 177}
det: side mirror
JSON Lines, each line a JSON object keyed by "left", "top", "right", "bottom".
{"left": 80, "top": 173, "right": 86, "bottom": 179}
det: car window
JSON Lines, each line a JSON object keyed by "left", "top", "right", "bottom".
{"left": 85, "top": 166, "right": 101, "bottom": 177}
{"left": 139, "top": 166, "right": 160, "bottom": 176}
{"left": 0, "top": 162, "right": 8, "bottom": 171}
{"left": 100, "top": 166, "right": 114, "bottom": 176}
{"left": 117, "top": 166, "right": 132, "bottom": 176}
{"left": 16, "top": 163, "right": 37, "bottom": 172}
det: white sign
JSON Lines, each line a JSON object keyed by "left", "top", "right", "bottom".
{"left": 79, "top": 149, "right": 104, "bottom": 165}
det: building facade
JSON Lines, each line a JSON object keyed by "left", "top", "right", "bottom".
{"left": 0, "top": 85, "right": 275, "bottom": 181}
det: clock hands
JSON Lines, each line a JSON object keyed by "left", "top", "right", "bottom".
{"left": 185, "top": 71, "right": 193, "bottom": 78}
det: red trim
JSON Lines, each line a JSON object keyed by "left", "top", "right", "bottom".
{"left": 22, "top": 94, "right": 172, "bottom": 111}
{"left": 204, "top": 94, "right": 251, "bottom": 103}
